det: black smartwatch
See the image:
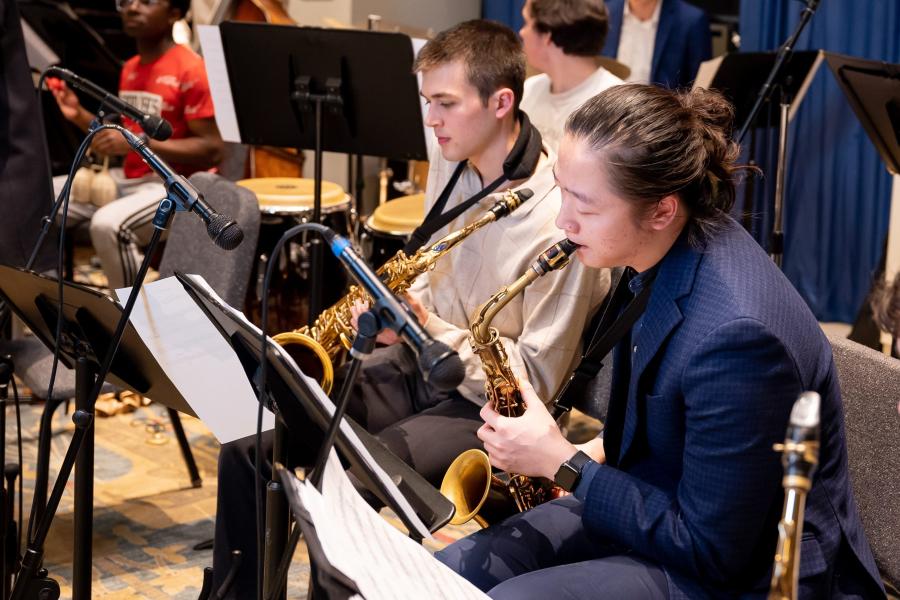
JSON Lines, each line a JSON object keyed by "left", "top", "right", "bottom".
{"left": 553, "top": 450, "right": 592, "bottom": 492}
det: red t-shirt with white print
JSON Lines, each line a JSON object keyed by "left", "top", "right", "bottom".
{"left": 119, "top": 44, "right": 215, "bottom": 178}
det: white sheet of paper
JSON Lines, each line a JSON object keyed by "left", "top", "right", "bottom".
{"left": 197, "top": 25, "right": 241, "bottom": 143}
{"left": 116, "top": 276, "right": 274, "bottom": 442}
{"left": 288, "top": 452, "right": 489, "bottom": 600}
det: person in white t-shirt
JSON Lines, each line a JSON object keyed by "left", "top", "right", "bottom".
{"left": 519, "top": 0, "right": 623, "bottom": 151}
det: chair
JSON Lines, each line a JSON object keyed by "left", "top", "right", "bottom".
{"left": 827, "top": 333, "right": 900, "bottom": 592}
{"left": 157, "top": 172, "right": 260, "bottom": 307}
{"left": 153, "top": 172, "right": 260, "bottom": 484}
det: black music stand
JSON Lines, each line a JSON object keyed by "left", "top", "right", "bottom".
{"left": 0, "top": 265, "right": 193, "bottom": 600}
{"left": 695, "top": 50, "right": 823, "bottom": 265}
{"left": 826, "top": 53, "right": 900, "bottom": 351}
{"left": 207, "top": 22, "right": 427, "bottom": 320}
{"left": 176, "top": 272, "right": 453, "bottom": 596}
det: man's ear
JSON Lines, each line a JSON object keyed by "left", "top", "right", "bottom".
{"left": 647, "top": 195, "right": 680, "bottom": 230}
{"left": 493, "top": 87, "right": 516, "bottom": 120}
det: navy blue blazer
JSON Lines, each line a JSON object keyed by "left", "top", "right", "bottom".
{"left": 581, "top": 219, "right": 885, "bottom": 598}
{"left": 602, "top": 0, "right": 712, "bottom": 89}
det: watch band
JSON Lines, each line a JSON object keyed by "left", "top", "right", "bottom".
{"left": 554, "top": 450, "right": 592, "bottom": 492}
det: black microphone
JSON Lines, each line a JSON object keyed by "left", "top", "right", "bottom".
{"left": 112, "top": 125, "right": 244, "bottom": 250}
{"left": 324, "top": 232, "right": 465, "bottom": 391}
{"left": 46, "top": 66, "right": 173, "bottom": 141}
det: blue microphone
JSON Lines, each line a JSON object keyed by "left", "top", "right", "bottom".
{"left": 327, "top": 233, "right": 465, "bottom": 391}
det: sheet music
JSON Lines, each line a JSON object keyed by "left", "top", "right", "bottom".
{"left": 180, "top": 274, "right": 432, "bottom": 539}
{"left": 116, "top": 276, "right": 274, "bottom": 442}
{"left": 692, "top": 55, "right": 723, "bottom": 91}
{"left": 286, "top": 452, "right": 489, "bottom": 600}
{"left": 197, "top": 25, "right": 241, "bottom": 142}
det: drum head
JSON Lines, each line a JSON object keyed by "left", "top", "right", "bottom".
{"left": 366, "top": 193, "right": 425, "bottom": 236}
{"left": 238, "top": 177, "right": 349, "bottom": 215}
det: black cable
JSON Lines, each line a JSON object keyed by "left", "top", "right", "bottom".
{"left": 12, "top": 377, "right": 23, "bottom": 559}
{"left": 25, "top": 125, "right": 97, "bottom": 546}
{"left": 256, "top": 221, "right": 333, "bottom": 600}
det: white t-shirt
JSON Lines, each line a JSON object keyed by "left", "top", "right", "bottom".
{"left": 617, "top": 0, "right": 662, "bottom": 84}
{"left": 520, "top": 67, "right": 623, "bottom": 152}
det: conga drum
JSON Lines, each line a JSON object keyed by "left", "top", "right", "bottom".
{"left": 237, "top": 177, "right": 353, "bottom": 330}
{"left": 361, "top": 193, "right": 425, "bottom": 269}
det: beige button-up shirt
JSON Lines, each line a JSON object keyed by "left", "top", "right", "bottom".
{"left": 409, "top": 144, "right": 610, "bottom": 405}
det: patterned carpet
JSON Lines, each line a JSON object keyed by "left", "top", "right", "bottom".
{"left": 5, "top": 394, "right": 479, "bottom": 598}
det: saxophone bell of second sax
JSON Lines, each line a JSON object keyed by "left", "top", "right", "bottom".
{"left": 440, "top": 238, "right": 580, "bottom": 527}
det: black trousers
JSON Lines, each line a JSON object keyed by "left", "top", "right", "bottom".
{"left": 212, "top": 344, "right": 484, "bottom": 599}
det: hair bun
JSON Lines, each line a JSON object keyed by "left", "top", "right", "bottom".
{"left": 679, "top": 87, "right": 735, "bottom": 134}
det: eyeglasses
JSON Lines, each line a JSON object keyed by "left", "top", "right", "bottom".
{"left": 115, "top": 0, "right": 162, "bottom": 12}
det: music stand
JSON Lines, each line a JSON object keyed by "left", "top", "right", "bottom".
{"left": 826, "top": 53, "right": 900, "bottom": 352}
{"left": 0, "top": 265, "right": 193, "bottom": 600}
{"left": 176, "top": 272, "right": 454, "bottom": 595}
{"left": 695, "top": 50, "right": 823, "bottom": 265}
{"left": 199, "top": 22, "right": 427, "bottom": 319}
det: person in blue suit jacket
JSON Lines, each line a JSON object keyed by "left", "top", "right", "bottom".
{"left": 601, "top": 0, "right": 711, "bottom": 88}
{"left": 436, "top": 84, "right": 885, "bottom": 599}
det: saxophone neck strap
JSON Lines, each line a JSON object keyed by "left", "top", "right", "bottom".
{"left": 550, "top": 269, "right": 655, "bottom": 419}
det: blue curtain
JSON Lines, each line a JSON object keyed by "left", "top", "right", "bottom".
{"left": 740, "top": 0, "right": 900, "bottom": 322}
{"left": 482, "top": 0, "right": 524, "bottom": 30}
{"left": 485, "top": 0, "right": 900, "bottom": 320}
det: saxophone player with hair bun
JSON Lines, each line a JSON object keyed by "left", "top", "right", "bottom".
{"left": 437, "top": 84, "right": 883, "bottom": 600}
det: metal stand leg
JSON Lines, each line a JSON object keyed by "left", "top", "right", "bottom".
{"left": 72, "top": 357, "right": 96, "bottom": 600}
{"left": 167, "top": 408, "right": 202, "bottom": 488}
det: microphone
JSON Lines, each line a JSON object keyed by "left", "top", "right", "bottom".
{"left": 324, "top": 231, "right": 465, "bottom": 391}
{"left": 113, "top": 125, "right": 244, "bottom": 250}
{"left": 46, "top": 66, "right": 173, "bottom": 141}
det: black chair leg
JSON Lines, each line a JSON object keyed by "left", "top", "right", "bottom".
{"left": 167, "top": 407, "right": 202, "bottom": 488}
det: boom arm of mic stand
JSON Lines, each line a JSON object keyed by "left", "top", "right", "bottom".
{"left": 735, "top": 0, "right": 821, "bottom": 144}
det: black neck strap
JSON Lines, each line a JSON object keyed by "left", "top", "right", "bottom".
{"left": 551, "top": 269, "right": 655, "bottom": 419}
{"left": 402, "top": 112, "right": 543, "bottom": 255}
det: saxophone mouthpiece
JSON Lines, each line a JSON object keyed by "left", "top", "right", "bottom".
{"left": 532, "top": 238, "right": 580, "bottom": 275}
{"left": 492, "top": 188, "right": 534, "bottom": 219}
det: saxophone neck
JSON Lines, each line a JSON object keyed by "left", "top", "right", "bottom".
{"left": 470, "top": 238, "right": 580, "bottom": 344}
{"left": 410, "top": 188, "right": 531, "bottom": 270}
{"left": 471, "top": 272, "right": 538, "bottom": 344}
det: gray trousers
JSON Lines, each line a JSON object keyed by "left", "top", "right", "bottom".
{"left": 435, "top": 495, "right": 670, "bottom": 599}
{"left": 53, "top": 170, "right": 164, "bottom": 289}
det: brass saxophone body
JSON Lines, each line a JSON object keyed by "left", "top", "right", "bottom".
{"left": 441, "top": 238, "right": 579, "bottom": 526}
{"left": 273, "top": 188, "right": 531, "bottom": 393}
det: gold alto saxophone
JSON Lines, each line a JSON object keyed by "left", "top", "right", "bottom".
{"left": 273, "top": 188, "right": 532, "bottom": 393}
{"left": 769, "top": 392, "right": 821, "bottom": 600}
{"left": 440, "top": 238, "right": 579, "bottom": 527}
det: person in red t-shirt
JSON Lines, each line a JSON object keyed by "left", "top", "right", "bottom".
{"left": 49, "top": 0, "right": 223, "bottom": 289}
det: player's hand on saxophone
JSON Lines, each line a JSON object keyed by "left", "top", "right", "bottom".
{"left": 478, "top": 380, "right": 577, "bottom": 480}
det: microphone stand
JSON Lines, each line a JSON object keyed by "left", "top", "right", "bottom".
{"left": 268, "top": 311, "right": 379, "bottom": 600}
{"left": 10, "top": 120, "right": 190, "bottom": 600}
{"left": 734, "top": 0, "right": 821, "bottom": 268}
{"left": 735, "top": 0, "right": 820, "bottom": 145}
